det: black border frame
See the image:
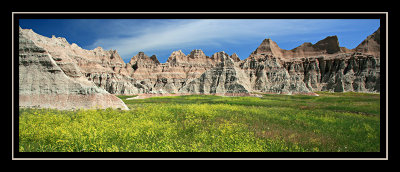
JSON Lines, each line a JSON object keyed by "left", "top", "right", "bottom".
{"left": 12, "top": 12, "right": 388, "bottom": 160}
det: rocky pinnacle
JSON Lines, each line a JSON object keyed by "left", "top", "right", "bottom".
{"left": 18, "top": 26, "right": 381, "bottom": 109}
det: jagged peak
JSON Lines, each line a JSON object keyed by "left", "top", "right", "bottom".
{"left": 255, "top": 38, "right": 281, "bottom": 52}
{"left": 315, "top": 35, "right": 338, "bottom": 43}
{"left": 20, "top": 27, "right": 33, "bottom": 33}
{"left": 149, "top": 55, "right": 160, "bottom": 64}
{"left": 128, "top": 52, "right": 161, "bottom": 65}
{"left": 213, "top": 51, "right": 228, "bottom": 55}
{"left": 189, "top": 49, "right": 206, "bottom": 59}
{"left": 190, "top": 49, "right": 205, "bottom": 54}
{"left": 170, "top": 50, "right": 186, "bottom": 56}
{"left": 315, "top": 35, "right": 339, "bottom": 44}
{"left": 191, "top": 49, "right": 204, "bottom": 52}
{"left": 230, "top": 53, "right": 241, "bottom": 62}
{"left": 362, "top": 27, "right": 380, "bottom": 45}
{"left": 250, "top": 37, "right": 283, "bottom": 58}
{"left": 136, "top": 51, "right": 148, "bottom": 59}
{"left": 312, "top": 35, "right": 340, "bottom": 54}
{"left": 261, "top": 38, "right": 272, "bottom": 42}
{"left": 353, "top": 27, "right": 380, "bottom": 57}
{"left": 94, "top": 46, "right": 104, "bottom": 51}
{"left": 247, "top": 34, "right": 347, "bottom": 60}
{"left": 299, "top": 42, "right": 313, "bottom": 47}
{"left": 166, "top": 50, "right": 187, "bottom": 64}
{"left": 211, "top": 51, "right": 229, "bottom": 60}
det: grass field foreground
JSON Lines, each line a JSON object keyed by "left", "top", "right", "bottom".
{"left": 19, "top": 92, "right": 380, "bottom": 152}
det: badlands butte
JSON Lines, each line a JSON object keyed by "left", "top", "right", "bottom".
{"left": 19, "top": 26, "right": 381, "bottom": 110}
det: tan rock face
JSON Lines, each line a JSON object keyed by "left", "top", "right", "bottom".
{"left": 252, "top": 38, "right": 284, "bottom": 58}
{"left": 19, "top": 28, "right": 129, "bottom": 110}
{"left": 184, "top": 27, "right": 380, "bottom": 94}
{"left": 312, "top": 36, "right": 341, "bottom": 54}
{"left": 127, "top": 50, "right": 223, "bottom": 93}
{"left": 354, "top": 27, "right": 380, "bottom": 57}
{"left": 178, "top": 52, "right": 249, "bottom": 94}
{"left": 230, "top": 53, "right": 241, "bottom": 62}
{"left": 249, "top": 35, "right": 343, "bottom": 59}
{"left": 19, "top": 26, "right": 381, "bottom": 109}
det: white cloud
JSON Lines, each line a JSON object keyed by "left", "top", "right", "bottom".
{"left": 87, "top": 19, "right": 283, "bottom": 59}
{"left": 89, "top": 20, "right": 250, "bottom": 57}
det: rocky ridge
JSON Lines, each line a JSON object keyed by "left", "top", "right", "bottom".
{"left": 18, "top": 26, "right": 381, "bottom": 109}
{"left": 19, "top": 28, "right": 129, "bottom": 110}
{"left": 354, "top": 27, "right": 380, "bottom": 57}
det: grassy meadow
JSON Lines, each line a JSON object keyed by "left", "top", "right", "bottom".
{"left": 19, "top": 92, "right": 381, "bottom": 152}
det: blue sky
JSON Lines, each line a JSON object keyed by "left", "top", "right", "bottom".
{"left": 19, "top": 19, "right": 380, "bottom": 63}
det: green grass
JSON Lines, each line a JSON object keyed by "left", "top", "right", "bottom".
{"left": 19, "top": 91, "right": 380, "bottom": 152}
{"left": 115, "top": 95, "right": 137, "bottom": 100}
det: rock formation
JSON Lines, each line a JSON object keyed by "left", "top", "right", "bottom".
{"left": 236, "top": 28, "right": 381, "bottom": 94}
{"left": 18, "top": 26, "right": 381, "bottom": 109}
{"left": 179, "top": 51, "right": 251, "bottom": 95}
{"left": 19, "top": 28, "right": 129, "bottom": 110}
{"left": 354, "top": 27, "right": 380, "bottom": 57}
{"left": 250, "top": 35, "right": 343, "bottom": 59}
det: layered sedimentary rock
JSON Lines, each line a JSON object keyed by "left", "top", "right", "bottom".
{"left": 241, "top": 53, "right": 380, "bottom": 94}
{"left": 240, "top": 55, "right": 311, "bottom": 94}
{"left": 19, "top": 28, "right": 129, "bottom": 110}
{"left": 20, "top": 27, "right": 148, "bottom": 95}
{"left": 239, "top": 28, "right": 381, "bottom": 94}
{"left": 179, "top": 51, "right": 251, "bottom": 94}
{"left": 123, "top": 49, "right": 245, "bottom": 94}
{"left": 354, "top": 27, "right": 380, "bottom": 57}
{"left": 250, "top": 35, "right": 343, "bottom": 59}
{"left": 19, "top": 26, "right": 381, "bottom": 110}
